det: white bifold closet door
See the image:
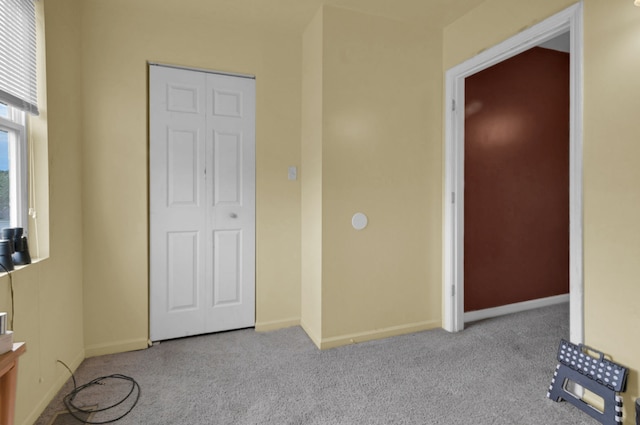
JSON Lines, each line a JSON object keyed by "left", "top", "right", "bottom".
{"left": 149, "top": 64, "right": 255, "bottom": 341}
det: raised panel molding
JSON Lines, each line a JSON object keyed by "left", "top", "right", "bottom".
{"left": 213, "top": 131, "right": 242, "bottom": 206}
{"left": 168, "top": 84, "right": 200, "bottom": 113}
{"left": 167, "top": 231, "right": 199, "bottom": 311}
{"left": 167, "top": 128, "right": 200, "bottom": 206}
{"left": 213, "top": 89, "right": 243, "bottom": 117}
{"left": 212, "top": 230, "right": 242, "bottom": 306}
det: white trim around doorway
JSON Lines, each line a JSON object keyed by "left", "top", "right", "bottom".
{"left": 443, "top": 2, "right": 584, "bottom": 343}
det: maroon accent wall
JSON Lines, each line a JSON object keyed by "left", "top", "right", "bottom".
{"left": 464, "top": 47, "right": 570, "bottom": 312}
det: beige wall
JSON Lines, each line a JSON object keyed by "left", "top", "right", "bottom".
{"left": 77, "top": 0, "right": 447, "bottom": 356}
{"left": 321, "top": 6, "right": 444, "bottom": 345}
{"left": 16, "top": 0, "right": 304, "bottom": 420}
{"left": 18, "top": 0, "right": 640, "bottom": 422}
{"left": 444, "top": 0, "right": 640, "bottom": 419}
{"left": 582, "top": 0, "right": 640, "bottom": 416}
{"left": 443, "top": 0, "right": 576, "bottom": 69}
{"left": 79, "top": 0, "right": 303, "bottom": 356}
{"left": 301, "top": 6, "right": 444, "bottom": 349}
{"left": 3, "top": 1, "right": 87, "bottom": 423}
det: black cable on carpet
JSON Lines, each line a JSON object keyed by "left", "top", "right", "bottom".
{"left": 57, "top": 360, "right": 141, "bottom": 424}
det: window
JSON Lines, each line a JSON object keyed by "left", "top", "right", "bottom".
{"left": 0, "top": 103, "right": 27, "bottom": 229}
{"left": 0, "top": 0, "right": 38, "bottom": 230}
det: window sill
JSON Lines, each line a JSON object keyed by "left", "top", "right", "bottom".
{"left": 0, "top": 257, "right": 45, "bottom": 277}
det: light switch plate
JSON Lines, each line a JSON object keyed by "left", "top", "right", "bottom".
{"left": 288, "top": 166, "right": 297, "bottom": 181}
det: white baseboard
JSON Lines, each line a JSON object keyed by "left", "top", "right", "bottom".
{"left": 84, "top": 337, "right": 149, "bottom": 358}
{"left": 318, "top": 319, "right": 441, "bottom": 350}
{"left": 464, "top": 294, "right": 570, "bottom": 324}
{"left": 255, "top": 317, "right": 300, "bottom": 332}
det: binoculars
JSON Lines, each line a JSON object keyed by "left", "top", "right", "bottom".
{"left": 0, "top": 227, "right": 31, "bottom": 272}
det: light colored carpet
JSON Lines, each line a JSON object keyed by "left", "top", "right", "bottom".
{"left": 35, "top": 303, "right": 598, "bottom": 424}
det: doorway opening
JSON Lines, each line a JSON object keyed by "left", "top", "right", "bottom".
{"left": 443, "top": 3, "right": 583, "bottom": 343}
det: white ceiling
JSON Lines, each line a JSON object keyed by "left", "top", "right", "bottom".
{"left": 539, "top": 32, "right": 571, "bottom": 53}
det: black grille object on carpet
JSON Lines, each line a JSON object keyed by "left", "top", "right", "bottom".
{"left": 547, "top": 339, "right": 629, "bottom": 425}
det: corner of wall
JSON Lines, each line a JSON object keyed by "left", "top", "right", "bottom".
{"left": 300, "top": 5, "right": 324, "bottom": 344}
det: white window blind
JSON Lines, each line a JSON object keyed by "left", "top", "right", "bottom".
{"left": 0, "top": 0, "right": 39, "bottom": 115}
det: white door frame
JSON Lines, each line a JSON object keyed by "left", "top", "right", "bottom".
{"left": 443, "top": 3, "right": 584, "bottom": 343}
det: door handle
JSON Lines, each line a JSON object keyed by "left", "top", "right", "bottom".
{"left": 229, "top": 213, "right": 238, "bottom": 219}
